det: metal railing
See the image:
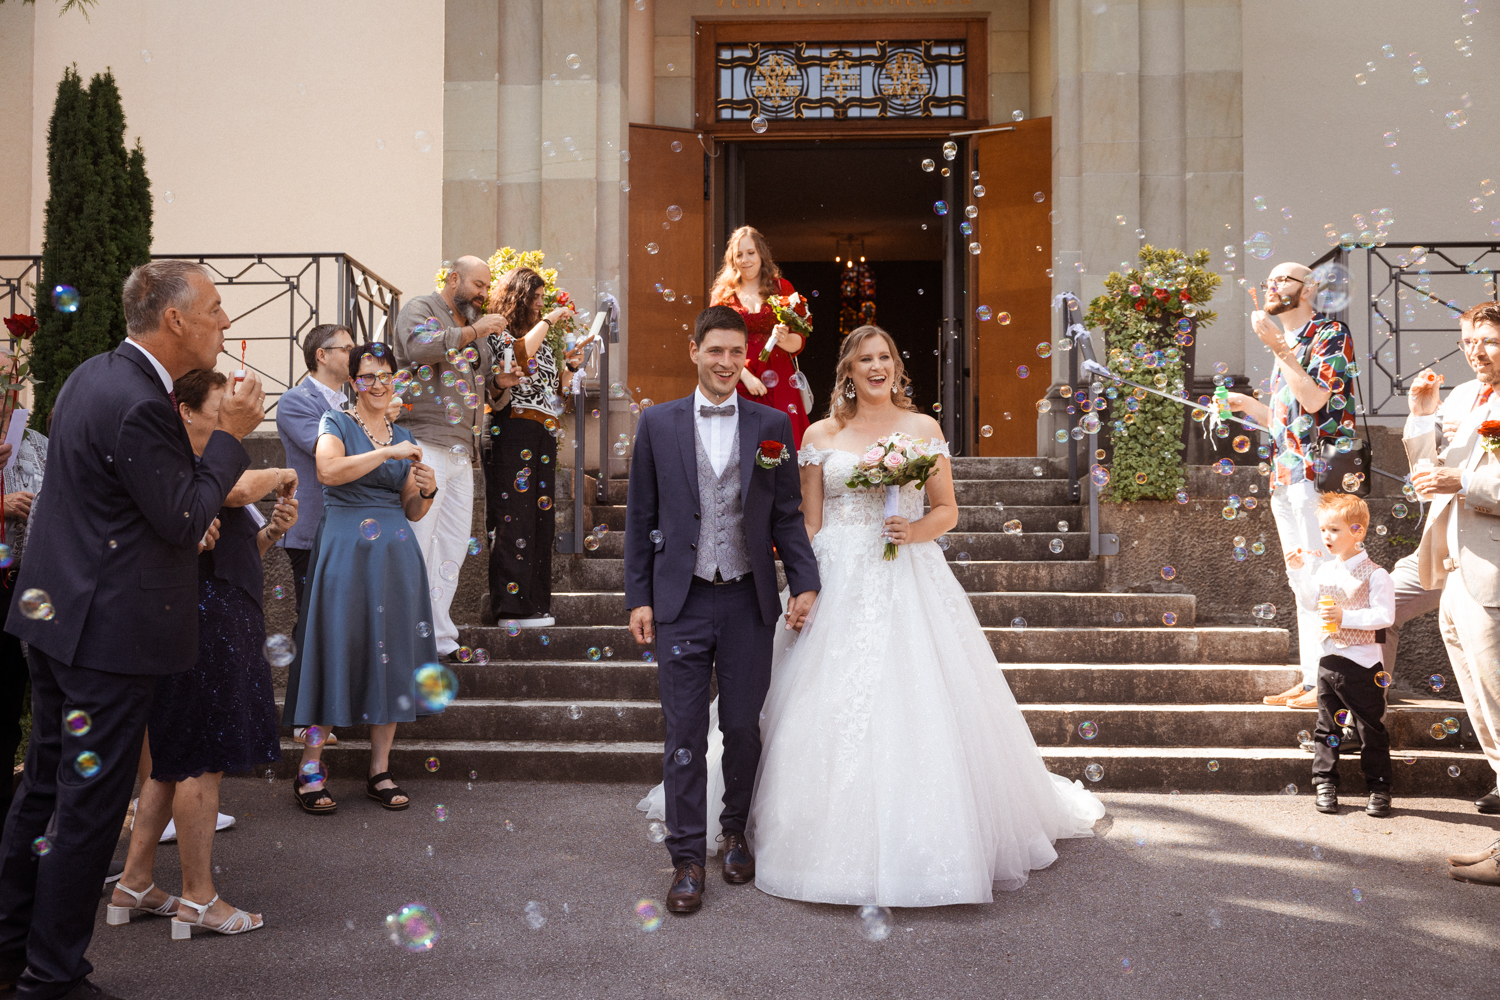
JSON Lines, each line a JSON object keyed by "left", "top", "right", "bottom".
{"left": 0, "top": 253, "right": 401, "bottom": 414}
{"left": 557, "top": 294, "right": 622, "bottom": 555}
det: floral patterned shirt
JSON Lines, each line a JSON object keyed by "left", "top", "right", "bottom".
{"left": 1267, "top": 315, "right": 1356, "bottom": 489}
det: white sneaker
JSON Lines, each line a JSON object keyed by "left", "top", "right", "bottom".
{"left": 510, "top": 616, "right": 555, "bottom": 628}
{"left": 158, "top": 813, "right": 236, "bottom": 843}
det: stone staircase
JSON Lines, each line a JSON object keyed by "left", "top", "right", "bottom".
{"left": 286, "top": 456, "right": 1490, "bottom": 796}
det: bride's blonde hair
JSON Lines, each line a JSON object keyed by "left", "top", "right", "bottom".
{"left": 828, "top": 325, "right": 916, "bottom": 427}
{"left": 709, "top": 226, "right": 783, "bottom": 306}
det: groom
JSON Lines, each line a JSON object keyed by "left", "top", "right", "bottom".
{"left": 625, "top": 305, "right": 820, "bottom": 915}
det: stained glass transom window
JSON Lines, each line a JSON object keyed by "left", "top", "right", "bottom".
{"left": 716, "top": 41, "right": 966, "bottom": 121}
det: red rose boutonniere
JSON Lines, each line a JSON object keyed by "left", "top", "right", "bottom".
{"left": 1479, "top": 420, "right": 1500, "bottom": 455}
{"left": 756, "top": 439, "right": 787, "bottom": 469}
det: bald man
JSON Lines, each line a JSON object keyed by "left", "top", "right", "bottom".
{"left": 1226, "top": 261, "right": 1358, "bottom": 710}
{"left": 391, "top": 257, "right": 503, "bottom": 657}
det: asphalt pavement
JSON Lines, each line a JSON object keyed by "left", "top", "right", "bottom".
{"left": 76, "top": 776, "right": 1500, "bottom": 1000}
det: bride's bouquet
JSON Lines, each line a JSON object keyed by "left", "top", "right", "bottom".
{"left": 845, "top": 434, "right": 943, "bottom": 560}
{"left": 761, "top": 291, "right": 812, "bottom": 361}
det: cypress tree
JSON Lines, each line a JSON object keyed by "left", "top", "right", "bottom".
{"left": 31, "top": 66, "right": 152, "bottom": 428}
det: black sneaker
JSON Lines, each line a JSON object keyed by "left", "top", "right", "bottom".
{"left": 1366, "top": 790, "right": 1392, "bottom": 818}
{"left": 1315, "top": 782, "right": 1339, "bottom": 814}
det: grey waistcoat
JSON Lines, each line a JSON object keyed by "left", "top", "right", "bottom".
{"left": 693, "top": 423, "right": 752, "bottom": 583}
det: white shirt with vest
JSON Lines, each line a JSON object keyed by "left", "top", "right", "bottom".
{"left": 1287, "top": 550, "right": 1395, "bottom": 668}
{"left": 693, "top": 386, "right": 738, "bottom": 477}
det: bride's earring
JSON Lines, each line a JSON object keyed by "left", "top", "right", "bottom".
{"left": 844, "top": 379, "right": 856, "bottom": 400}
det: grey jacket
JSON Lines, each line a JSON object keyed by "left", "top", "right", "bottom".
{"left": 391, "top": 292, "right": 494, "bottom": 459}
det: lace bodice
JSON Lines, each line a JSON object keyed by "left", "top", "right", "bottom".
{"left": 799, "top": 444, "right": 947, "bottom": 527}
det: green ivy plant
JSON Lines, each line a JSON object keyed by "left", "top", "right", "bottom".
{"left": 1084, "top": 246, "right": 1221, "bottom": 502}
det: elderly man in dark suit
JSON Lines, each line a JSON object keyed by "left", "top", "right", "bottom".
{"left": 624, "top": 305, "right": 820, "bottom": 916}
{"left": 0, "top": 260, "right": 263, "bottom": 1000}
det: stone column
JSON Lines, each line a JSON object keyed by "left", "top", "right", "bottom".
{"left": 497, "top": 0, "right": 543, "bottom": 250}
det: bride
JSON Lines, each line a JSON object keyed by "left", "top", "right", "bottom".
{"left": 640, "top": 324, "right": 1104, "bottom": 907}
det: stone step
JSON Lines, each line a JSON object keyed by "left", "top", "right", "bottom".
{"left": 1005, "top": 664, "right": 1301, "bottom": 704}
{"left": 953, "top": 506, "right": 1082, "bottom": 533}
{"left": 942, "top": 536, "right": 1091, "bottom": 562}
{"left": 447, "top": 659, "right": 658, "bottom": 700}
{"left": 984, "top": 626, "right": 1289, "bottom": 664}
{"left": 542, "top": 591, "right": 1197, "bottom": 629}
{"left": 456, "top": 624, "right": 1290, "bottom": 664}
{"left": 954, "top": 479, "right": 1071, "bottom": 506}
{"left": 949, "top": 456, "right": 1067, "bottom": 479}
{"left": 271, "top": 740, "right": 1490, "bottom": 795}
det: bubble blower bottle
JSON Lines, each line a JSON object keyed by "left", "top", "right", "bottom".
{"left": 1214, "top": 384, "right": 1232, "bottom": 422}
{"left": 1318, "top": 595, "right": 1338, "bottom": 634}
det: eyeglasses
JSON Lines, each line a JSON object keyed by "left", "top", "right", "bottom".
{"left": 352, "top": 371, "right": 395, "bottom": 390}
{"left": 1258, "top": 276, "right": 1305, "bottom": 290}
{"left": 1459, "top": 337, "right": 1500, "bottom": 352}
{"left": 320, "top": 344, "right": 353, "bottom": 354}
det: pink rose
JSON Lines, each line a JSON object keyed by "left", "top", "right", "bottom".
{"left": 908, "top": 440, "right": 931, "bottom": 458}
{"left": 883, "top": 452, "right": 904, "bottom": 471}
{"left": 862, "top": 447, "right": 886, "bottom": 466}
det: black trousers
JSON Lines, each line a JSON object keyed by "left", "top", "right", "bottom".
{"left": 485, "top": 414, "right": 556, "bottom": 619}
{"left": 0, "top": 649, "right": 157, "bottom": 998}
{"left": 0, "top": 570, "right": 29, "bottom": 836}
{"left": 286, "top": 546, "right": 312, "bottom": 613}
{"left": 654, "top": 576, "right": 774, "bottom": 868}
{"left": 1312, "top": 654, "right": 1393, "bottom": 791}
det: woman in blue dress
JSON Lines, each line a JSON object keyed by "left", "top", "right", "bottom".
{"left": 283, "top": 342, "right": 441, "bottom": 813}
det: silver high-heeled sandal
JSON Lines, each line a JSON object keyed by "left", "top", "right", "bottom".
{"left": 105, "top": 882, "right": 179, "bottom": 925}
{"left": 170, "top": 895, "right": 263, "bottom": 940}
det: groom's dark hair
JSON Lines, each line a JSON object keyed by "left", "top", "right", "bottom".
{"left": 692, "top": 305, "right": 747, "bottom": 346}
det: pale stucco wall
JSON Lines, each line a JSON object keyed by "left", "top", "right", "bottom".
{"left": 1239, "top": 0, "right": 1500, "bottom": 422}
{"left": 0, "top": 2, "right": 35, "bottom": 257}
{"left": 21, "top": 0, "right": 444, "bottom": 373}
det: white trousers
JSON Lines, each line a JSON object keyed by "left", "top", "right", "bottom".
{"left": 407, "top": 439, "right": 476, "bottom": 656}
{"left": 1438, "top": 581, "right": 1500, "bottom": 787}
{"left": 1270, "top": 479, "right": 1327, "bottom": 687}
{"left": 1384, "top": 550, "right": 1443, "bottom": 675}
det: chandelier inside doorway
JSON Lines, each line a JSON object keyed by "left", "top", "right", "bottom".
{"left": 833, "top": 238, "right": 877, "bottom": 336}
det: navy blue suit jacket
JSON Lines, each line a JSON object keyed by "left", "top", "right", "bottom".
{"left": 624, "top": 394, "right": 820, "bottom": 626}
{"left": 6, "top": 343, "right": 251, "bottom": 674}
{"left": 274, "top": 375, "right": 341, "bottom": 551}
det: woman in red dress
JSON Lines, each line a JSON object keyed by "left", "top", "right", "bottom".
{"left": 710, "top": 225, "right": 810, "bottom": 448}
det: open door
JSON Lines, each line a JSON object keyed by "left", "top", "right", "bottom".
{"left": 969, "top": 118, "right": 1051, "bottom": 456}
{"left": 627, "top": 124, "right": 709, "bottom": 408}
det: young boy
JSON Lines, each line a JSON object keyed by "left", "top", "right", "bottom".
{"left": 1285, "top": 492, "right": 1397, "bottom": 818}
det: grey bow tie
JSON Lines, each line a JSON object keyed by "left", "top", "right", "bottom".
{"left": 699, "top": 404, "right": 735, "bottom": 417}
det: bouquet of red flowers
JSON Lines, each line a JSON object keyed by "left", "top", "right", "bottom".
{"left": 845, "top": 433, "right": 944, "bottom": 560}
{"left": 761, "top": 291, "right": 812, "bottom": 361}
{"left": 1478, "top": 420, "right": 1500, "bottom": 455}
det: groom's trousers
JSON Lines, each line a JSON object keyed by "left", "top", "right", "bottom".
{"left": 655, "top": 575, "right": 774, "bottom": 868}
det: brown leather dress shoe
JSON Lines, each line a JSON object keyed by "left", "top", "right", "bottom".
{"left": 1263, "top": 682, "right": 1306, "bottom": 706}
{"left": 720, "top": 832, "right": 755, "bottom": 884}
{"left": 666, "top": 863, "right": 705, "bottom": 914}
{"left": 1449, "top": 857, "right": 1500, "bottom": 887}
{"left": 1285, "top": 689, "right": 1319, "bottom": 710}
{"left": 1447, "top": 839, "right": 1500, "bottom": 867}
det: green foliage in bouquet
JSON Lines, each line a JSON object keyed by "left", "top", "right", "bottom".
{"left": 1084, "top": 246, "right": 1220, "bottom": 502}
{"left": 435, "top": 248, "right": 574, "bottom": 360}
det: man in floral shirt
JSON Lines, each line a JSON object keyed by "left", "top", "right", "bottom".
{"left": 1227, "top": 261, "right": 1355, "bottom": 709}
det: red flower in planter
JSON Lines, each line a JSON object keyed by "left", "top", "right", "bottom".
{"left": 1153, "top": 289, "right": 1170, "bottom": 302}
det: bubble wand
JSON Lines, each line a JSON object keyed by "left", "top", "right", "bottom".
{"left": 234, "top": 340, "right": 247, "bottom": 383}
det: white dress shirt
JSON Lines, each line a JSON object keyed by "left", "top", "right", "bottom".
{"left": 693, "top": 386, "right": 738, "bottom": 478}
{"left": 1407, "top": 382, "right": 1496, "bottom": 561}
{"left": 306, "top": 374, "right": 348, "bottom": 411}
{"left": 1288, "top": 550, "right": 1395, "bottom": 668}
{"left": 124, "top": 337, "right": 173, "bottom": 395}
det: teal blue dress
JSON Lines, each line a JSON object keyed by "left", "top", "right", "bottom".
{"left": 281, "top": 410, "right": 441, "bottom": 727}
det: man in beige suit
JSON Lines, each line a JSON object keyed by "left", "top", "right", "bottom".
{"left": 1405, "top": 301, "right": 1500, "bottom": 885}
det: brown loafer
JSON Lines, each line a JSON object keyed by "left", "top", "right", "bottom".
{"left": 1285, "top": 689, "right": 1319, "bottom": 710}
{"left": 666, "top": 863, "right": 705, "bottom": 914}
{"left": 1447, "top": 839, "right": 1500, "bottom": 867}
{"left": 720, "top": 831, "right": 755, "bottom": 884}
{"left": 1262, "top": 682, "right": 1306, "bottom": 706}
{"left": 1449, "top": 857, "right": 1500, "bottom": 886}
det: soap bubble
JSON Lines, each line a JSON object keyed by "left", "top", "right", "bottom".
{"left": 425, "top": 756, "right": 441, "bottom": 771}
{"left": 1443, "top": 716, "right": 1460, "bottom": 734}
{"left": 359, "top": 518, "right": 381, "bottom": 541}
{"left": 439, "top": 560, "right": 460, "bottom": 582}
{"left": 415, "top": 663, "right": 459, "bottom": 711}
{"left": 1084, "top": 763, "right": 1104, "bottom": 782}
{"left": 1233, "top": 435, "right": 1251, "bottom": 453}
{"left": 857, "top": 905, "right": 892, "bottom": 941}
{"left": 263, "top": 634, "right": 295, "bottom": 667}
{"left": 1244, "top": 231, "right": 1275, "bottom": 260}
{"left": 1252, "top": 603, "right": 1277, "bottom": 620}
{"left": 1162, "top": 612, "right": 1177, "bottom": 626}
{"left": 634, "top": 899, "right": 664, "bottom": 932}
{"left": 980, "top": 425, "right": 993, "bottom": 437}
{"left": 761, "top": 369, "right": 779, "bottom": 389}
{"left": 645, "top": 242, "right": 659, "bottom": 255}
{"left": 1078, "top": 721, "right": 1098, "bottom": 740}
{"left": 751, "top": 116, "right": 769, "bottom": 134}
{"left": 1018, "top": 365, "right": 1030, "bottom": 379}
{"left": 646, "top": 821, "right": 668, "bottom": 844}
{"left": 1010, "top": 617, "right": 1026, "bottom": 629}
{"left": 1334, "top": 709, "right": 1351, "bottom": 727}
{"left": 1048, "top": 538, "right": 1063, "bottom": 553}
{"left": 73, "top": 751, "right": 102, "bottom": 778}
{"left": 920, "top": 158, "right": 935, "bottom": 172}
{"left": 385, "top": 903, "right": 441, "bottom": 952}
{"left": 1003, "top": 520, "right": 1022, "bottom": 535}
{"left": 1033, "top": 191, "right": 1045, "bottom": 203}
{"left": 587, "top": 647, "right": 601, "bottom": 661}
{"left": 942, "top": 141, "right": 957, "bottom": 161}
{"left": 51, "top": 285, "right": 80, "bottom": 312}
{"left": 1037, "top": 342, "right": 1052, "bottom": 359}
{"left": 18, "top": 589, "right": 54, "bottom": 620}
{"left": 65, "top": 710, "right": 92, "bottom": 736}
{"left": 1373, "top": 671, "right": 1391, "bottom": 688}
{"left": 1429, "top": 673, "right": 1445, "bottom": 692}
{"left": 1160, "top": 565, "right": 1176, "bottom": 581}
{"left": 673, "top": 748, "right": 691, "bottom": 765}
{"left": 933, "top": 201, "right": 949, "bottom": 216}
{"left": 30, "top": 836, "right": 50, "bottom": 857}
{"left": 998, "top": 312, "right": 1012, "bottom": 325}
{"left": 454, "top": 646, "right": 473, "bottom": 663}
{"left": 1310, "top": 261, "right": 1350, "bottom": 312}
{"left": 566, "top": 704, "right": 583, "bottom": 720}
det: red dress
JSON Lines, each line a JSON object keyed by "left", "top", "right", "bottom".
{"left": 729, "top": 278, "right": 810, "bottom": 448}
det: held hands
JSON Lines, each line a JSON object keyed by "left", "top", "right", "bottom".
{"left": 629, "top": 605, "right": 655, "bottom": 645}
{"left": 198, "top": 516, "right": 221, "bottom": 554}
{"left": 1409, "top": 368, "right": 1445, "bottom": 416}
{"left": 218, "top": 372, "right": 266, "bottom": 441}
{"left": 410, "top": 461, "right": 437, "bottom": 496}
{"left": 1412, "top": 465, "right": 1463, "bottom": 495}
{"left": 2, "top": 491, "right": 34, "bottom": 520}
{"left": 270, "top": 496, "right": 298, "bottom": 534}
{"left": 786, "top": 591, "right": 817, "bottom": 632}
{"left": 387, "top": 440, "right": 423, "bottom": 463}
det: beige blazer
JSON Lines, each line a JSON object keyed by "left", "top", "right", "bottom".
{"left": 1403, "top": 378, "right": 1500, "bottom": 605}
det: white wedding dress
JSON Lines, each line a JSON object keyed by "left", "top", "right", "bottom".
{"left": 639, "top": 443, "right": 1104, "bottom": 907}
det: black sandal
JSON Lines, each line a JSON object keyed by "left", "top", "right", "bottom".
{"left": 366, "top": 771, "right": 410, "bottom": 811}
{"left": 293, "top": 782, "right": 337, "bottom": 814}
